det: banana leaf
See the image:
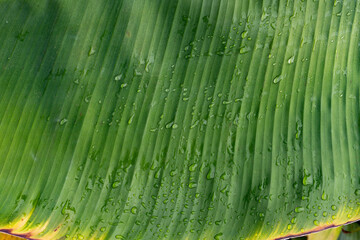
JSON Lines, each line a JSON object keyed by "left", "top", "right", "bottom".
{"left": 0, "top": 0, "right": 359, "bottom": 239}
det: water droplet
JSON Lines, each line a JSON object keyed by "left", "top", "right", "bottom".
{"left": 214, "top": 233, "right": 223, "bottom": 240}
{"left": 302, "top": 173, "right": 313, "bottom": 186}
{"left": 273, "top": 75, "right": 284, "bottom": 84}
{"left": 188, "top": 182, "right": 197, "bottom": 189}
{"left": 188, "top": 163, "right": 197, "bottom": 172}
{"left": 295, "top": 207, "right": 304, "bottom": 213}
{"left": 287, "top": 56, "right": 295, "bottom": 64}
{"left": 88, "top": 47, "right": 96, "bottom": 56}
{"left": 313, "top": 220, "right": 319, "bottom": 226}
{"left": 331, "top": 205, "right": 337, "bottom": 211}
{"left": 135, "top": 69, "right": 142, "bottom": 76}
{"left": 60, "top": 118, "right": 68, "bottom": 126}
{"left": 100, "top": 227, "right": 106, "bottom": 232}
{"left": 128, "top": 114, "right": 134, "bottom": 125}
{"left": 112, "top": 181, "right": 121, "bottom": 188}
{"left": 170, "top": 170, "right": 177, "bottom": 176}
{"left": 131, "top": 206, "right": 138, "bottom": 214}
{"left": 115, "top": 74, "right": 123, "bottom": 81}
{"left": 239, "top": 46, "right": 250, "bottom": 54}
{"left": 287, "top": 224, "right": 292, "bottom": 230}
{"left": 355, "top": 189, "right": 360, "bottom": 196}
{"left": 321, "top": 191, "right": 328, "bottom": 200}
{"left": 84, "top": 95, "right": 91, "bottom": 103}
{"left": 115, "top": 235, "right": 125, "bottom": 239}
{"left": 241, "top": 31, "right": 248, "bottom": 39}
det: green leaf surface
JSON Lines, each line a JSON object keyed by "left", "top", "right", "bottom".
{"left": 339, "top": 222, "right": 360, "bottom": 240}
{"left": 0, "top": 0, "right": 359, "bottom": 239}
{"left": 307, "top": 226, "right": 342, "bottom": 240}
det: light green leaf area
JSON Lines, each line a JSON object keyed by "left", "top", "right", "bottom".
{"left": 0, "top": 0, "right": 359, "bottom": 239}
{"left": 307, "top": 226, "right": 342, "bottom": 240}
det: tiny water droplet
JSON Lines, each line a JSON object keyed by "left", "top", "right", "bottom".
{"left": 188, "top": 163, "right": 197, "bottom": 172}
{"left": 128, "top": 114, "right": 135, "bottom": 125}
{"left": 131, "top": 206, "right": 138, "bottom": 214}
{"left": 112, "top": 181, "right": 121, "bottom": 188}
{"left": 165, "top": 121, "right": 174, "bottom": 129}
{"left": 188, "top": 182, "right": 197, "bottom": 189}
{"left": 241, "top": 31, "right": 248, "bottom": 39}
{"left": 273, "top": 75, "right": 283, "bottom": 84}
{"left": 302, "top": 173, "right": 313, "bottom": 186}
{"left": 214, "top": 232, "right": 223, "bottom": 240}
{"left": 313, "top": 220, "right": 319, "bottom": 226}
{"left": 331, "top": 205, "right": 337, "bottom": 211}
{"left": 88, "top": 47, "right": 96, "bottom": 56}
{"left": 321, "top": 191, "right": 328, "bottom": 200}
{"left": 60, "top": 118, "right": 68, "bottom": 126}
{"left": 287, "top": 56, "right": 295, "bottom": 64}
{"left": 115, "top": 74, "right": 123, "bottom": 81}
{"left": 240, "top": 46, "right": 250, "bottom": 54}
{"left": 295, "top": 207, "right": 304, "bottom": 213}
